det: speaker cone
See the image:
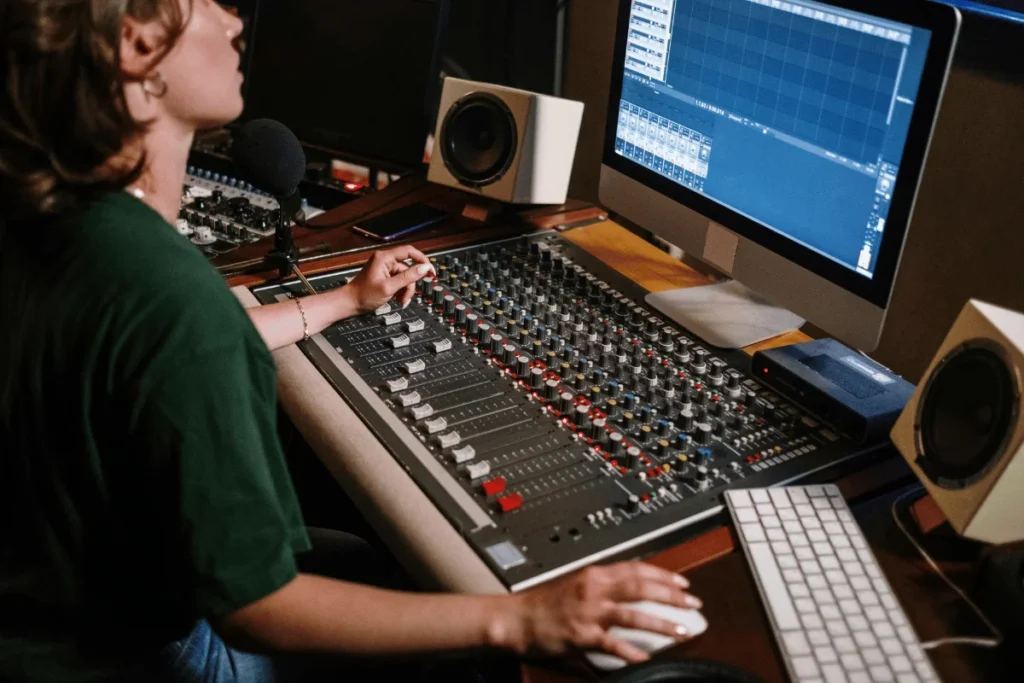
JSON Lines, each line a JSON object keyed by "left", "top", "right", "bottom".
{"left": 915, "top": 340, "right": 1019, "bottom": 489}
{"left": 440, "top": 93, "right": 517, "bottom": 188}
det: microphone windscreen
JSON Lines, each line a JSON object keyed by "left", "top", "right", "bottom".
{"left": 231, "top": 119, "right": 307, "bottom": 197}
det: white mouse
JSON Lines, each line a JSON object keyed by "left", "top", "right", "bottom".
{"left": 584, "top": 601, "right": 709, "bottom": 671}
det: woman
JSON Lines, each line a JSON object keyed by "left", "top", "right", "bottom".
{"left": 0, "top": 2, "right": 702, "bottom": 681}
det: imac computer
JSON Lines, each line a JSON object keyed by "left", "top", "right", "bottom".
{"left": 600, "top": 0, "right": 961, "bottom": 350}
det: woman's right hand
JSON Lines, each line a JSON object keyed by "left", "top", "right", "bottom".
{"left": 493, "top": 561, "right": 703, "bottom": 664}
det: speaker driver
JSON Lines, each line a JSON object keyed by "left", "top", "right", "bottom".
{"left": 440, "top": 93, "right": 517, "bottom": 188}
{"left": 915, "top": 340, "right": 1020, "bottom": 489}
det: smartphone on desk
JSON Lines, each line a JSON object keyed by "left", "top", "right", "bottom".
{"left": 351, "top": 204, "right": 449, "bottom": 241}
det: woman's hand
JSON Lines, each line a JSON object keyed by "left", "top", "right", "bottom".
{"left": 341, "top": 244, "right": 434, "bottom": 314}
{"left": 492, "top": 561, "right": 702, "bottom": 664}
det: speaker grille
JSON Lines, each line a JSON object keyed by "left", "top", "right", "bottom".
{"left": 439, "top": 92, "right": 517, "bottom": 188}
{"left": 915, "top": 340, "right": 1019, "bottom": 489}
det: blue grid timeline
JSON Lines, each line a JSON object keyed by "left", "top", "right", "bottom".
{"left": 666, "top": 0, "right": 906, "bottom": 164}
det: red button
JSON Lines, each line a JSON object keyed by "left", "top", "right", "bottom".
{"left": 498, "top": 493, "right": 523, "bottom": 512}
{"left": 482, "top": 477, "right": 507, "bottom": 496}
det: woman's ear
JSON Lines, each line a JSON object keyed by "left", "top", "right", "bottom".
{"left": 119, "top": 15, "right": 170, "bottom": 79}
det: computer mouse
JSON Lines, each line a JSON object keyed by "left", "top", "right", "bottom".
{"left": 585, "top": 601, "right": 709, "bottom": 671}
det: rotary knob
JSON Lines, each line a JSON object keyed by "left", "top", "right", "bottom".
{"left": 726, "top": 371, "right": 743, "bottom": 397}
{"left": 658, "top": 420, "right": 672, "bottom": 438}
{"left": 590, "top": 417, "right": 606, "bottom": 441}
{"left": 639, "top": 425, "right": 654, "bottom": 445}
{"left": 708, "top": 359, "right": 726, "bottom": 386}
{"left": 615, "top": 299, "right": 630, "bottom": 318}
{"left": 678, "top": 408, "right": 695, "bottom": 432}
{"left": 624, "top": 393, "right": 637, "bottom": 411}
{"left": 431, "top": 285, "right": 445, "bottom": 305}
{"left": 559, "top": 392, "right": 574, "bottom": 414}
{"left": 691, "top": 348, "right": 708, "bottom": 375}
{"left": 624, "top": 446, "right": 642, "bottom": 469}
{"left": 502, "top": 344, "right": 518, "bottom": 366}
{"left": 490, "top": 333, "right": 505, "bottom": 355}
{"left": 644, "top": 317, "right": 660, "bottom": 342}
{"left": 530, "top": 367, "right": 545, "bottom": 389}
{"left": 574, "top": 403, "right": 591, "bottom": 428}
{"left": 516, "top": 354, "right": 531, "bottom": 377}
{"left": 455, "top": 304, "right": 468, "bottom": 325}
{"left": 629, "top": 308, "right": 645, "bottom": 328}
{"left": 626, "top": 494, "right": 641, "bottom": 513}
{"left": 696, "top": 422, "right": 713, "bottom": 446}
{"left": 608, "top": 431, "right": 624, "bottom": 455}
{"left": 545, "top": 379, "right": 560, "bottom": 400}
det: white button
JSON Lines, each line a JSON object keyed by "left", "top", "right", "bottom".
{"left": 791, "top": 656, "right": 819, "bottom": 679}
{"left": 784, "top": 631, "right": 812, "bottom": 656}
{"left": 466, "top": 461, "right": 491, "bottom": 479}
{"left": 451, "top": 445, "right": 476, "bottom": 463}
{"left": 729, "top": 490, "right": 753, "bottom": 507}
{"left": 741, "top": 523, "right": 766, "bottom": 542}
{"left": 735, "top": 507, "right": 759, "bottom": 523}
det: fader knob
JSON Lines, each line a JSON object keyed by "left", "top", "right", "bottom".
{"left": 602, "top": 290, "right": 616, "bottom": 309}
{"left": 607, "top": 381, "right": 621, "bottom": 398}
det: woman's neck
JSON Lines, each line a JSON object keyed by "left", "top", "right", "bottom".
{"left": 125, "top": 121, "right": 195, "bottom": 225}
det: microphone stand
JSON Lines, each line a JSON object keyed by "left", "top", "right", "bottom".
{"left": 264, "top": 208, "right": 317, "bottom": 296}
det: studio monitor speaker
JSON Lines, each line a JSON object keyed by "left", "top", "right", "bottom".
{"left": 891, "top": 300, "right": 1024, "bottom": 544}
{"left": 427, "top": 77, "right": 584, "bottom": 205}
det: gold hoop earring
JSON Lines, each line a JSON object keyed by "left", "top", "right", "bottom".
{"left": 142, "top": 72, "right": 168, "bottom": 100}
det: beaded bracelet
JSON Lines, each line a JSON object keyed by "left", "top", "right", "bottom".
{"left": 295, "top": 298, "right": 310, "bottom": 341}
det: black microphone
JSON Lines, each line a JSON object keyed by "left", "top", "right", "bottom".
{"left": 232, "top": 118, "right": 308, "bottom": 226}
{"left": 231, "top": 119, "right": 309, "bottom": 280}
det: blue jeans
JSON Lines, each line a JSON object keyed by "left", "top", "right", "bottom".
{"left": 154, "top": 529, "right": 418, "bottom": 683}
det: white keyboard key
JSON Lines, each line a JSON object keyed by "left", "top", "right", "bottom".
{"left": 855, "top": 632, "right": 878, "bottom": 650}
{"left": 891, "top": 655, "right": 912, "bottom": 673}
{"left": 838, "top": 509, "right": 854, "bottom": 522}
{"left": 866, "top": 564, "right": 882, "bottom": 579}
{"left": 914, "top": 661, "right": 934, "bottom": 679}
{"left": 763, "top": 516, "right": 782, "bottom": 528}
{"left": 820, "top": 605, "right": 842, "bottom": 621}
{"left": 785, "top": 568, "right": 806, "bottom": 584}
{"left": 801, "top": 560, "right": 822, "bottom": 575}
{"left": 802, "top": 614, "right": 824, "bottom": 631}
{"left": 822, "top": 663, "right": 846, "bottom": 683}
{"left": 735, "top": 507, "right": 759, "bottom": 523}
{"left": 830, "top": 495, "right": 847, "bottom": 510}
{"left": 841, "top": 652, "right": 866, "bottom": 671}
{"left": 828, "top": 621, "right": 850, "bottom": 639}
{"left": 838, "top": 548, "right": 858, "bottom": 562}
{"left": 807, "top": 485, "right": 827, "bottom": 497}
{"left": 851, "top": 576, "right": 871, "bottom": 591}
{"left": 751, "top": 489, "right": 771, "bottom": 504}
{"left": 863, "top": 647, "right": 884, "bottom": 665}
{"left": 785, "top": 520, "right": 804, "bottom": 533}
{"left": 840, "top": 599, "right": 861, "bottom": 616}
{"left": 747, "top": 542, "right": 801, "bottom": 630}
{"left": 803, "top": 517, "right": 823, "bottom": 530}
{"left": 808, "top": 574, "right": 827, "bottom": 589}
{"left": 767, "top": 528, "right": 787, "bottom": 542}
{"left": 848, "top": 615, "right": 869, "bottom": 631}
{"left": 834, "top": 584, "right": 854, "bottom": 600}
{"left": 821, "top": 556, "right": 841, "bottom": 571}
{"left": 796, "top": 504, "right": 816, "bottom": 517}
{"left": 808, "top": 629, "right": 830, "bottom": 646}
{"left": 880, "top": 638, "right": 903, "bottom": 656}
{"left": 850, "top": 673, "right": 870, "bottom": 683}
{"left": 813, "top": 589, "right": 835, "bottom": 604}
{"left": 788, "top": 488, "right": 809, "bottom": 503}
{"left": 790, "top": 583, "right": 811, "bottom": 598}
{"left": 784, "top": 631, "right": 812, "bottom": 656}
{"left": 833, "top": 535, "right": 852, "bottom": 548}
{"left": 819, "top": 510, "right": 839, "bottom": 522}
{"left": 815, "top": 646, "right": 838, "bottom": 664}
{"left": 834, "top": 635, "right": 855, "bottom": 652}
{"left": 771, "top": 489, "right": 793, "bottom": 507}
{"left": 778, "top": 554, "right": 799, "bottom": 569}
{"left": 772, "top": 541, "right": 793, "bottom": 556}
{"left": 866, "top": 606, "right": 887, "bottom": 623}
{"left": 742, "top": 523, "right": 767, "bottom": 542}
{"left": 808, "top": 529, "right": 828, "bottom": 543}
{"left": 796, "top": 547, "right": 816, "bottom": 561}
{"left": 795, "top": 598, "right": 817, "bottom": 614}
{"left": 870, "top": 665, "right": 894, "bottom": 682}
{"left": 757, "top": 503, "right": 775, "bottom": 517}
{"left": 825, "top": 570, "right": 848, "bottom": 586}
{"left": 824, "top": 522, "right": 844, "bottom": 535}
{"left": 898, "top": 627, "right": 918, "bottom": 644}
{"left": 792, "top": 656, "right": 820, "bottom": 679}
{"left": 729, "top": 490, "right": 753, "bottom": 507}
{"left": 846, "top": 562, "right": 865, "bottom": 576}
{"left": 813, "top": 497, "right": 832, "bottom": 510}
{"left": 859, "top": 592, "right": 880, "bottom": 607}
{"left": 813, "top": 542, "right": 834, "bottom": 556}
{"left": 780, "top": 508, "right": 798, "bottom": 521}
{"left": 792, "top": 533, "right": 811, "bottom": 547}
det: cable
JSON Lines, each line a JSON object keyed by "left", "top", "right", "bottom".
{"left": 890, "top": 486, "right": 1003, "bottom": 650}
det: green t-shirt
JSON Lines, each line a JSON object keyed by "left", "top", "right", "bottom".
{"left": 0, "top": 192, "right": 310, "bottom": 682}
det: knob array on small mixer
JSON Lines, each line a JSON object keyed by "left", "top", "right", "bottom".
{"left": 255, "top": 233, "right": 871, "bottom": 591}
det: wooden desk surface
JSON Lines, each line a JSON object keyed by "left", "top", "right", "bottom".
{"left": 228, "top": 192, "right": 1009, "bottom": 682}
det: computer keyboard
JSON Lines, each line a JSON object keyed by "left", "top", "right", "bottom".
{"left": 725, "top": 485, "right": 939, "bottom": 683}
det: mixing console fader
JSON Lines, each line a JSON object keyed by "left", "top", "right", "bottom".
{"left": 253, "top": 233, "right": 879, "bottom": 591}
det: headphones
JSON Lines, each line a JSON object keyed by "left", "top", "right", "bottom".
{"left": 604, "top": 659, "right": 764, "bottom": 683}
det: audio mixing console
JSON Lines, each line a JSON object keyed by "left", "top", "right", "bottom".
{"left": 253, "top": 233, "right": 877, "bottom": 591}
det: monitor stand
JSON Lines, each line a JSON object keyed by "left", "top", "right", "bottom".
{"left": 645, "top": 280, "right": 804, "bottom": 349}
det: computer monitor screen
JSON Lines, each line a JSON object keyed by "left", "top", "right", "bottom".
{"left": 242, "top": 0, "right": 449, "bottom": 171}
{"left": 600, "top": 0, "right": 960, "bottom": 350}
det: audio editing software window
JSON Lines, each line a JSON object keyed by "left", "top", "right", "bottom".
{"left": 616, "top": 0, "right": 932, "bottom": 278}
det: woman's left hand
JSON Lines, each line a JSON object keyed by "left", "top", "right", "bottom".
{"left": 341, "top": 244, "right": 435, "bottom": 314}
